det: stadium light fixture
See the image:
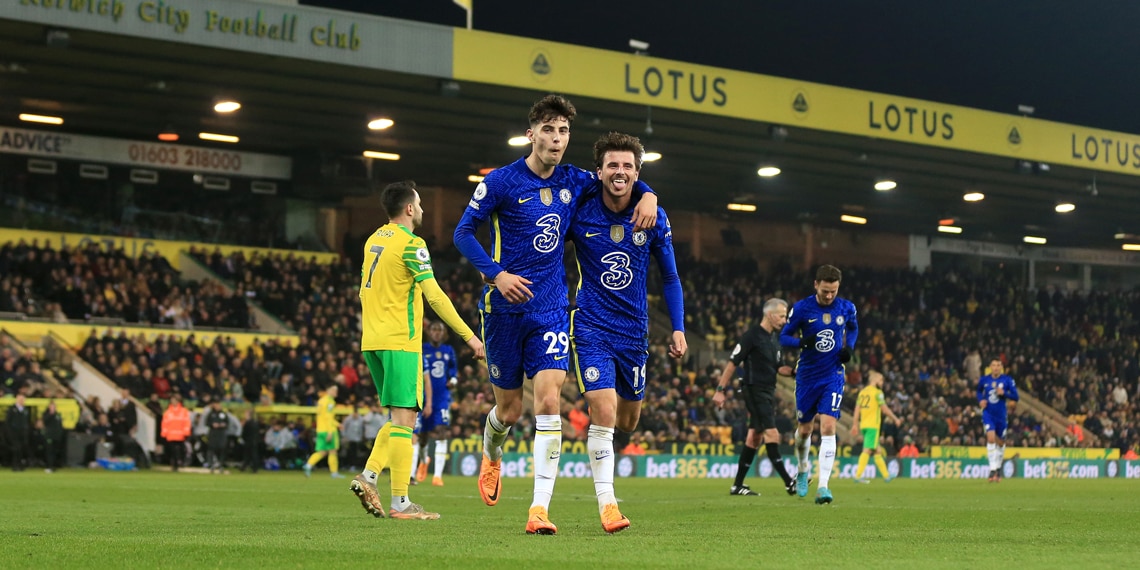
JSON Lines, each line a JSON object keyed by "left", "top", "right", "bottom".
{"left": 1123, "top": 244, "right": 1140, "bottom": 251}
{"left": 963, "top": 192, "right": 985, "bottom": 202}
{"left": 478, "top": 167, "right": 496, "bottom": 175}
{"left": 874, "top": 179, "right": 896, "bottom": 191}
{"left": 213, "top": 100, "right": 241, "bottom": 113}
{"left": 727, "top": 203, "right": 757, "bottom": 212}
{"left": 841, "top": 214, "right": 867, "bottom": 225}
{"left": 199, "top": 132, "right": 239, "bottom": 143}
{"left": 757, "top": 166, "right": 781, "bottom": 177}
{"left": 938, "top": 225, "right": 963, "bottom": 234}
{"left": 363, "top": 150, "right": 400, "bottom": 161}
{"left": 368, "top": 117, "right": 394, "bottom": 130}
{"left": 468, "top": 175, "right": 484, "bottom": 183}
{"left": 1055, "top": 202, "right": 1076, "bottom": 213}
{"left": 1023, "top": 236, "right": 1047, "bottom": 245}
{"left": 643, "top": 151, "right": 662, "bottom": 162}
{"left": 19, "top": 113, "right": 63, "bottom": 125}
{"left": 158, "top": 124, "right": 179, "bottom": 142}
{"left": 508, "top": 135, "right": 530, "bottom": 146}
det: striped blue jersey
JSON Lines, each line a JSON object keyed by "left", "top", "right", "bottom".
{"left": 453, "top": 157, "right": 595, "bottom": 314}
{"left": 569, "top": 195, "right": 684, "bottom": 339}
{"left": 779, "top": 296, "right": 859, "bottom": 385}
{"left": 422, "top": 342, "right": 457, "bottom": 408}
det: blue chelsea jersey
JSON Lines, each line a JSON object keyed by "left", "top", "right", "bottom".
{"left": 779, "top": 295, "right": 859, "bottom": 384}
{"left": 569, "top": 195, "right": 681, "bottom": 340}
{"left": 977, "top": 374, "right": 1019, "bottom": 419}
{"left": 453, "top": 157, "right": 596, "bottom": 314}
{"left": 422, "top": 343, "right": 457, "bottom": 405}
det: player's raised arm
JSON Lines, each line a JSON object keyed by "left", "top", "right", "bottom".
{"left": 630, "top": 181, "right": 658, "bottom": 232}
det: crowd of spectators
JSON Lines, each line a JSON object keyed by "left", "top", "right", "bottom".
{"left": 1, "top": 240, "right": 252, "bottom": 329}
{"left": 7, "top": 235, "right": 1140, "bottom": 462}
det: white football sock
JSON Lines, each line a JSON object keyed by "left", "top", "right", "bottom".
{"left": 986, "top": 443, "right": 997, "bottom": 470}
{"left": 483, "top": 406, "right": 510, "bottom": 462}
{"left": 363, "top": 469, "right": 378, "bottom": 485}
{"left": 588, "top": 425, "right": 617, "bottom": 511}
{"left": 531, "top": 414, "right": 562, "bottom": 510}
{"left": 818, "top": 435, "right": 837, "bottom": 489}
{"left": 997, "top": 445, "right": 1005, "bottom": 471}
{"left": 794, "top": 430, "right": 811, "bottom": 473}
{"left": 434, "top": 439, "right": 447, "bottom": 478}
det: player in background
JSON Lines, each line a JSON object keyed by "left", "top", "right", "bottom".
{"left": 417, "top": 321, "right": 457, "bottom": 487}
{"left": 350, "top": 180, "right": 485, "bottom": 521}
{"left": 567, "top": 131, "right": 686, "bottom": 533}
{"left": 453, "top": 95, "right": 657, "bottom": 535}
{"left": 304, "top": 385, "right": 344, "bottom": 479}
{"left": 780, "top": 264, "right": 858, "bottom": 505}
{"left": 978, "top": 359, "right": 1019, "bottom": 482}
{"left": 713, "top": 298, "right": 797, "bottom": 497}
{"left": 850, "top": 370, "right": 901, "bottom": 483}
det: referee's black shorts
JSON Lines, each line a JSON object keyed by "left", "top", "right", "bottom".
{"left": 742, "top": 383, "right": 777, "bottom": 431}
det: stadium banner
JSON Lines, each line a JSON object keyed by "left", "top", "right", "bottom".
{"left": 931, "top": 445, "right": 1120, "bottom": 460}
{"left": 0, "top": 126, "right": 291, "bottom": 179}
{"left": 449, "top": 453, "right": 901, "bottom": 479}
{"left": 0, "top": 396, "right": 81, "bottom": 429}
{"left": 453, "top": 28, "right": 1140, "bottom": 178}
{"left": 0, "top": 228, "right": 338, "bottom": 270}
{"left": 1113, "top": 461, "right": 1140, "bottom": 479}
{"left": 1018, "top": 459, "right": 1108, "bottom": 479}
{"left": 0, "top": 320, "right": 298, "bottom": 352}
{"left": 448, "top": 453, "right": 1134, "bottom": 478}
{"left": 5, "top": 0, "right": 452, "bottom": 77}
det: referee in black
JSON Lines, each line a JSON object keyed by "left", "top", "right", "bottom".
{"left": 713, "top": 298, "right": 797, "bottom": 496}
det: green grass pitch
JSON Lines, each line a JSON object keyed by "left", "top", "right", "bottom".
{"left": 1, "top": 470, "right": 1138, "bottom": 568}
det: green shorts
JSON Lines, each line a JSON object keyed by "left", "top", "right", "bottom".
{"left": 861, "top": 427, "right": 880, "bottom": 451}
{"left": 315, "top": 430, "right": 340, "bottom": 452}
{"left": 363, "top": 349, "right": 423, "bottom": 410}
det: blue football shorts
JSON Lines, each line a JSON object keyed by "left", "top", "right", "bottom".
{"left": 480, "top": 308, "right": 570, "bottom": 390}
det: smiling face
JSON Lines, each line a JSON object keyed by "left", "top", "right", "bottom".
{"left": 598, "top": 150, "right": 639, "bottom": 205}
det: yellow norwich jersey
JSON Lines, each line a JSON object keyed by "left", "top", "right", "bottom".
{"left": 360, "top": 223, "right": 435, "bottom": 352}
{"left": 857, "top": 385, "right": 886, "bottom": 429}
{"left": 315, "top": 394, "right": 337, "bottom": 433}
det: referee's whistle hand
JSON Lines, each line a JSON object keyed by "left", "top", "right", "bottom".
{"left": 494, "top": 272, "right": 534, "bottom": 304}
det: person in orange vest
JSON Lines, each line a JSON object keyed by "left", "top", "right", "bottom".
{"left": 161, "top": 394, "right": 192, "bottom": 472}
{"left": 1123, "top": 448, "right": 1139, "bottom": 460}
{"left": 897, "top": 436, "right": 920, "bottom": 458}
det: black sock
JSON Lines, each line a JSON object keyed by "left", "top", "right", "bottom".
{"left": 766, "top": 442, "right": 793, "bottom": 485}
{"left": 734, "top": 446, "right": 758, "bottom": 487}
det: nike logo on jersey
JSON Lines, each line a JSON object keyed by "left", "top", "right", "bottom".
{"left": 553, "top": 355, "right": 568, "bottom": 360}
{"left": 808, "top": 319, "right": 818, "bottom": 323}
{"left": 518, "top": 197, "right": 534, "bottom": 204}
{"left": 584, "top": 232, "right": 601, "bottom": 238}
